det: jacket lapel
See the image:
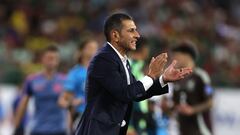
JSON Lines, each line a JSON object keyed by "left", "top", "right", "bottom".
{"left": 103, "top": 44, "right": 129, "bottom": 84}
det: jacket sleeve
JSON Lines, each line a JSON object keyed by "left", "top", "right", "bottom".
{"left": 135, "top": 78, "right": 169, "bottom": 102}
{"left": 89, "top": 54, "right": 146, "bottom": 103}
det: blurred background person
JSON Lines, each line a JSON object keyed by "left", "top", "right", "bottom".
{"left": 129, "top": 37, "right": 171, "bottom": 135}
{"left": 129, "top": 37, "right": 150, "bottom": 79}
{"left": 129, "top": 37, "right": 151, "bottom": 135}
{"left": 129, "top": 37, "right": 161, "bottom": 135}
{"left": 14, "top": 46, "right": 68, "bottom": 135}
{"left": 170, "top": 41, "right": 214, "bottom": 135}
{"left": 58, "top": 38, "right": 98, "bottom": 132}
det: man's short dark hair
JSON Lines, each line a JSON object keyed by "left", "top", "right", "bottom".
{"left": 43, "top": 45, "right": 59, "bottom": 54}
{"left": 172, "top": 41, "right": 199, "bottom": 61}
{"left": 104, "top": 13, "right": 133, "bottom": 42}
{"left": 78, "top": 38, "right": 95, "bottom": 51}
{"left": 77, "top": 38, "right": 95, "bottom": 63}
{"left": 135, "top": 37, "right": 148, "bottom": 52}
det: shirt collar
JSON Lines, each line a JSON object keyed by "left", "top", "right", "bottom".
{"left": 107, "top": 42, "right": 128, "bottom": 63}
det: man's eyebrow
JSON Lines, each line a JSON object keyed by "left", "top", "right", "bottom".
{"left": 128, "top": 27, "right": 137, "bottom": 31}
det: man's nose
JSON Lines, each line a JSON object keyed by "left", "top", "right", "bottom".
{"left": 135, "top": 31, "right": 140, "bottom": 39}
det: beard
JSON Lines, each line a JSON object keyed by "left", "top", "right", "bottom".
{"left": 118, "top": 40, "right": 136, "bottom": 52}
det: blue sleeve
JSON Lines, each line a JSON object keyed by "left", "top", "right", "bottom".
{"left": 64, "top": 70, "right": 76, "bottom": 92}
{"left": 204, "top": 85, "right": 214, "bottom": 96}
{"left": 0, "top": 104, "right": 3, "bottom": 121}
{"left": 23, "top": 78, "right": 33, "bottom": 96}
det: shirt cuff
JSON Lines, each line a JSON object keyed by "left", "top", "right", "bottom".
{"left": 159, "top": 75, "right": 168, "bottom": 87}
{"left": 139, "top": 76, "right": 154, "bottom": 91}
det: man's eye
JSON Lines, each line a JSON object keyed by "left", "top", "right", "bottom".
{"left": 128, "top": 29, "right": 135, "bottom": 32}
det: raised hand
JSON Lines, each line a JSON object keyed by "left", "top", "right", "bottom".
{"left": 163, "top": 60, "right": 192, "bottom": 83}
{"left": 147, "top": 53, "right": 168, "bottom": 80}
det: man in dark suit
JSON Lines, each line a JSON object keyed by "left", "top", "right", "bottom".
{"left": 75, "top": 13, "right": 192, "bottom": 135}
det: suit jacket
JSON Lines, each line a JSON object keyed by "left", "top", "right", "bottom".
{"left": 75, "top": 44, "right": 168, "bottom": 135}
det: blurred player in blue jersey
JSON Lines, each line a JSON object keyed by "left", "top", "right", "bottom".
{"left": 13, "top": 87, "right": 29, "bottom": 135}
{"left": 14, "top": 46, "right": 67, "bottom": 135}
{"left": 58, "top": 38, "right": 98, "bottom": 131}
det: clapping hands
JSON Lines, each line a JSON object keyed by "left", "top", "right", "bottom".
{"left": 147, "top": 53, "right": 192, "bottom": 82}
{"left": 163, "top": 60, "right": 192, "bottom": 83}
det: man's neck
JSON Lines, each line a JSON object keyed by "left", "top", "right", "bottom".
{"left": 131, "top": 53, "right": 142, "bottom": 60}
{"left": 109, "top": 41, "right": 127, "bottom": 56}
{"left": 80, "top": 58, "right": 89, "bottom": 68}
{"left": 43, "top": 69, "right": 56, "bottom": 79}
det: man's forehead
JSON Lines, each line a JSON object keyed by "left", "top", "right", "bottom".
{"left": 121, "top": 20, "right": 137, "bottom": 29}
{"left": 44, "top": 51, "right": 59, "bottom": 56}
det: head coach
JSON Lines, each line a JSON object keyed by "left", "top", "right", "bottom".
{"left": 75, "top": 13, "right": 192, "bottom": 135}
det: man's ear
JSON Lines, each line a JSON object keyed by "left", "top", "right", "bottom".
{"left": 111, "top": 30, "right": 120, "bottom": 42}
